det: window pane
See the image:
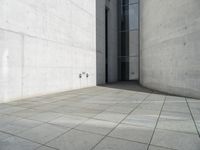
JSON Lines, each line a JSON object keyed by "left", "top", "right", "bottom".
{"left": 121, "top": 4, "right": 138, "bottom": 31}
{"left": 129, "top": 4, "right": 138, "bottom": 30}
{"left": 121, "top": 5, "right": 129, "bottom": 31}
{"left": 120, "top": 31, "right": 129, "bottom": 56}
{"left": 122, "top": 0, "right": 138, "bottom": 5}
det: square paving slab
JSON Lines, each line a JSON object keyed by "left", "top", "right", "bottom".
{"left": 0, "top": 82, "right": 199, "bottom": 150}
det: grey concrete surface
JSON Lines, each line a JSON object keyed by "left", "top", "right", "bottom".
{"left": 0, "top": 0, "right": 96, "bottom": 103}
{"left": 96, "top": 0, "right": 118, "bottom": 84}
{"left": 0, "top": 0, "right": 118, "bottom": 103}
{"left": 140, "top": 0, "right": 200, "bottom": 99}
{"left": 0, "top": 83, "right": 199, "bottom": 150}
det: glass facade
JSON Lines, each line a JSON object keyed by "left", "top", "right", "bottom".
{"left": 118, "top": 0, "right": 139, "bottom": 81}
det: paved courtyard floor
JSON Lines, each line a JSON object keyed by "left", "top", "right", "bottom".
{"left": 0, "top": 82, "right": 200, "bottom": 150}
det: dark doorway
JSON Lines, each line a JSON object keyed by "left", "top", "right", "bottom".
{"left": 105, "top": 7, "right": 109, "bottom": 83}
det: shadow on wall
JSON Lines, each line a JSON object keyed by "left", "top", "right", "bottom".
{"left": 96, "top": 0, "right": 106, "bottom": 85}
{"left": 96, "top": 0, "right": 118, "bottom": 85}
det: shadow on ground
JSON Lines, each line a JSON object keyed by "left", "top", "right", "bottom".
{"left": 99, "top": 81, "right": 164, "bottom": 94}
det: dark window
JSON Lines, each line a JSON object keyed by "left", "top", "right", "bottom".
{"left": 118, "top": 0, "right": 139, "bottom": 81}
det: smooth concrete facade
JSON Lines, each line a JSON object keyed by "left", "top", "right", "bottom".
{"left": 140, "top": 0, "right": 200, "bottom": 98}
{"left": 0, "top": 0, "right": 97, "bottom": 102}
{"left": 96, "top": 0, "right": 118, "bottom": 84}
{"left": 1, "top": 0, "right": 200, "bottom": 102}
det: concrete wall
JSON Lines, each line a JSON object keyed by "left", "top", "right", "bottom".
{"left": 0, "top": 0, "right": 96, "bottom": 102}
{"left": 140, "top": 0, "right": 200, "bottom": 98}
{"left": 96, "top": 0, "right": 118, "bottom": 84}
{"left": 128, "top": 2, "right": 139, "bottom": 80}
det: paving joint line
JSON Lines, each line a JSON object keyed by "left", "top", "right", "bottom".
{"left": 34, "top": 145, "right": 58, "bottom": 150}
{"left": 0, "top": 88, "right": 171, "bottom": 150}
{"left": 0, "top": 111, "right": 92, "bottom": 150}
{"left": 40, "top": 105, "right": 110, "bottom": 149}
{"left": 107, "top": 135, "right": 148, "bottom": 145}
{"left": 147, "top": 96, "right": 166, "bottom": 150}
{"left": 185, "top": 98, "right": 200, "bottom": 138}
{"left": 150, "top": 144, "right": 177, "bottom": 150}
{"left": 90, "top": 93, "right": 153, "bottom": 150}
{"left": 0, "top": 129, "right": 52, "bottom": 149}
{"left": 156, "top": 127, "right": 199, "bottom": 135}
